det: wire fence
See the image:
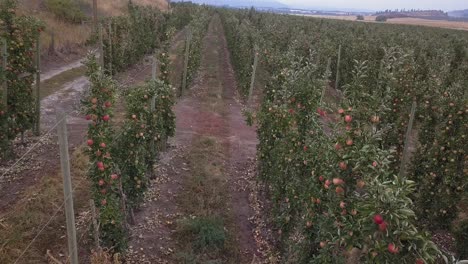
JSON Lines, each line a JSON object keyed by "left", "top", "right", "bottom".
{"left": 0, "top": 108, "right": 94, "bottom": 264}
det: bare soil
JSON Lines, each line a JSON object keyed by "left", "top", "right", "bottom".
{"left": 125, "top": 16, "right": 273, "bottom": 263}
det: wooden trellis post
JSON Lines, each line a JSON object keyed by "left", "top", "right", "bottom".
{"left": 108, "top": 22, "right": 113, "bottom": 75}
{"left": 1, "top": 38, "right": 8, "bottom": 157}
{"left": 180, "top": 29, "right": 192, "bottom": 97}
{"left": 93, "top": 0, "right": 98, "bottom": 34}
{"left": 335, "top": 44, "right": 342, "bottom": 90}
{"left": 34, "top": 34, "right": 41, "bottom": 136}
{"left": 152, "top": 55, "right": 158, "bottom": 81}
{"left": 56, "top": 112, "right": 79, "bottom": 264}
{"left": 247, "top": 44, "right": 259, "bottom": 107}
{"left": 98, "top": 24, "right": 104, "bottom": 68}
{"left": 320, "top": 58, "right": 332, "bottom": 106}
{"left": 398, "top": 100, "right": 417, "bottom": 178}
{"left": 1, "top": 38, "right": 7, "bottom": 111}
{"left": 90, "top": 200, "right": 100, "bottom": 249}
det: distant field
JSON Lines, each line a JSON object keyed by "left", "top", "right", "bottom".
{"left": 301, "top": 15, "right": 468, "bottom": 31}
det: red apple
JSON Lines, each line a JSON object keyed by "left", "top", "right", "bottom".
{"left": 335, "top": 143, "right": 342, "bottom": 150}
{"left": 378, "top": 221, "right": 387, "bottom": 231}
{"left": 98, "top": 179, "right": 105, "bottom": 186}
{"left": 346, "top": 139, "right": 353, "bottom": 146}
{"left": 319, "top": 175, "right": 324, "bottom": 182}
{"left": 335, "top": 186, "right": 344, "bottom": 195}
{"left": 103, "top": 115, "right": 110, "bottom": 122}
{"left": 111, "top": 174, "right": 119, "bottom": 180}
{"left": 340, "top": 201, "right": 346, "bottom": 209}
{"left": 338, "top": 108, "right": 345, "bottom": 114}
{"left": 104, "top": 101, "right": 112, "bottom": 108}
{"left": 344, "top": 115, "right": 352, "bottom": 123}
{"left": 85, "top": 115, "right": 91, "bottom": 120}
{"left": 87, "top": 139, "right": 94, "bottom": 146}
{"left": 333, "top": 178, "right": 344, "bottom": 185}
{"left": 388, "top": 243, "right": 398, "bottom": 254}
{"left": 415, "top": 259, "right": 424, "bottom": 264}
{"left": 100, "top": 142, "right": 106, "bottom": 148}
{"left": 97, "top": 161, "right": 104, "bottom": 168}
{"left": 373, "top": 214, "right": 384, "bottom": 225}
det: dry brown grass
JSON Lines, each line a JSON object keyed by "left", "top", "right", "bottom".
{"left": 82, "top": 0, "right": 168, "bottom": 16}
{"left": 17, "top": 0, "right": 168, "bottom": 54}
{"left": 301, "top": 14, "right": 468, "bottom": 31}
{"left": 0, "top": 147, "right": 91, "bottom": 264}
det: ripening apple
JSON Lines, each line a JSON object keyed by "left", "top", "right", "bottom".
{"left": 387, "top": 243, "right": 398, "bottom": 254}
{"left": 335, "top": 143, "right": 342, "bottom": 150}
{"left": 91, "top": 98, "right": 98, "bottom": 104}
{"left": 111, "top": 174, "right": 119, "bottom": 180}
{"left": 101, "top": 199, "right": 107, "bottom": 206}
{"left": 335, "top": 186, "right": 344, "bottom": 195}
{"left": 338, "top": 108, "right": 344, "bottom": 114}
{"left": 333, "top": 178, "right": 344, "bottom": 185}
{"left": 132, "top": 114, "right": 137, "bottom": 119}
{"left": 339, "top": 162, "right": 347, "bottom": 170}
{"left": 373, "top": 214, "right": 384, "bottom": 225}
{"left": 378, "top": 221, "right": 387, "bottom": 231}
{"left": 346, "top": 139, "right": 353, "bottom": 146}
{"left": 371, "top": 115, "right": 380, "bottom": 123}
{"left": 356, "top": 180, "right": 365, "bottom": 188}
{"left": 100, "top": 142, "right": 106, "bottom": 148}
{"left": 344, "top": 115, "right": 352, "bottom": 123}
{"left": 98, "top": 179, "right": 105, "bottom": 186}
{"left": 340, "top": 201, "right": 346, "bottom": 208}
{"left": 320, "top": 241, "right": 326, "bottom": 248}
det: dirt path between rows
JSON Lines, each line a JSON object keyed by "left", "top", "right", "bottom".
{"left": 126, "top": 16, "right": 262, "bottom": 263}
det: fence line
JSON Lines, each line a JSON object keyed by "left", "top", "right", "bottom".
{"left": 0, "top": 109, "right": 74, "bottom": 179}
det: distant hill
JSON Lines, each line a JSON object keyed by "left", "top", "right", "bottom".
{"left": 171, "top": 0, "right": 288, "bottom": 9}
{"left": 448, "top": 9, "right": 468, "bottom": 18}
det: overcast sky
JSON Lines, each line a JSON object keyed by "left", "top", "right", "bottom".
{"left": 279, "top": 0, "right": 467, "bottom": 11}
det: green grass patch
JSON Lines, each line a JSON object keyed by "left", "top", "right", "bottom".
{"left": 40, "top": 66, "right": 86, "bottom": 100}
{"left": 176, "top": 216, "right": 226, "bottom": 252}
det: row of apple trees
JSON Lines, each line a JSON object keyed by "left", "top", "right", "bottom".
{"left": 0, "top": 0, "right": 44, "bottom": 159}
{"left": 221, "top": 8, "right": 467, "bottom": 262}
{"left": 83, "top": 3, "right": 211, "bottom": 251}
